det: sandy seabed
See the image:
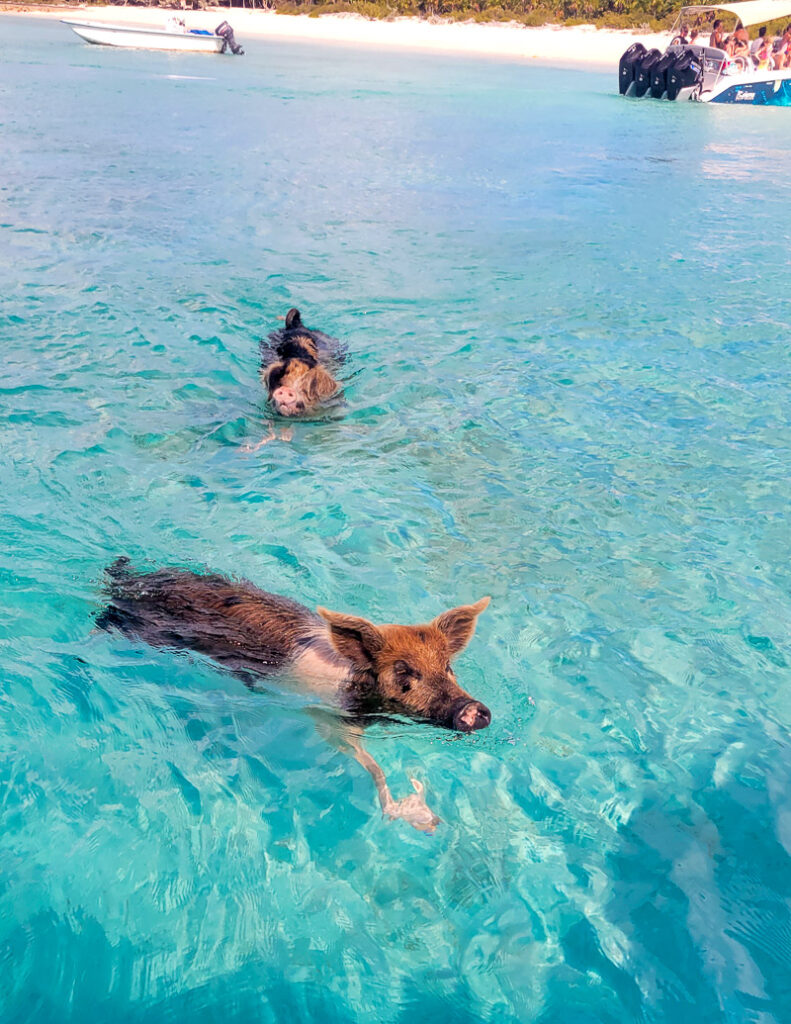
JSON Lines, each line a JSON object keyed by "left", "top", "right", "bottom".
{"left": 1, "top": 4, "right": 668, "bottom": 67}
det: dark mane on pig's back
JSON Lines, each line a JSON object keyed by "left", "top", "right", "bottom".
{"left": 262, "top": 325, "right": 347, "bottom": 372}
{"left": 274, "top": 337, "right": 319, "bottom": 367}
{"left": 97, "top": 559, "right": 324, "bottom": 676}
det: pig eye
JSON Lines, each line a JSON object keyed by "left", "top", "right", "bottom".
{"left": 393, "top": 660, "right": 412, "bottom": 677}
{"left": 401, "top": 680, "right": 411, "bottom": 693}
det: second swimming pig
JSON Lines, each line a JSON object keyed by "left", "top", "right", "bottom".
{"left": 260, "top": 308, "right": 345, "bottom": 418}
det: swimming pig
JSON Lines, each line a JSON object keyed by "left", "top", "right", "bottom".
{"left": 260, "top": 308, "right": 344, "bottom": 419}
{"left": 97, "top": 558, "right": 491, "bottom": 832}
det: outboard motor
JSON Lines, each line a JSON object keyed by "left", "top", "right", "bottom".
{"left": 215, "top": 20, "right": 244, "bottom": 55}
{"left": 619, "top": 42, "right": 647, "bottom": 95}
{"left": 666, "top": 50, "right": 703, "bottom": 100}
{"left": 650, "top": 49, "right": 678, "bottom": 98}
{"left": 633, "top": 48, "right": 662, "bottom": 97}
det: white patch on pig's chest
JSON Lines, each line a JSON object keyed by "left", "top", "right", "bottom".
{"left": 291, "top": 644, "right": 351, "bottom": 693}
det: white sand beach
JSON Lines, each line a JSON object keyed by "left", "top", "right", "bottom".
{"left": 2, "top": 4, "right": 668, "bottom": 67}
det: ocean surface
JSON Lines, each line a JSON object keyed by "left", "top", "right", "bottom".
{"left": 3, "top": 15, "right": 791, "bottom": 1022}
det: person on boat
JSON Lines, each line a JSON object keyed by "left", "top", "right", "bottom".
{"left": 750, "top": 25, "right": 768, "bottom": 58}
{"left": 728, "top": 22, "right": 750, "bottom": 58}
{"left": 709, "top": 18, "right": 725, "bottom": 48}
{"left": 688, "top": 28, "right": 700, "bottom": 44}
{"left": 754, "top": 33, "right": 774, "bottom": 68}
{"left": 773, "top": 25, "right": 791, "bottom": 68}
{"left": 671, "top": 22, "right": 690, "bottom": 44}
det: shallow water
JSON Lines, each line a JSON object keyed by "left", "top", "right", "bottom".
{"left": 3, "top": 15, "right": 791, "bottom": 1022}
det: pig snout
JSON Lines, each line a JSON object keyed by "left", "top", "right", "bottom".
{"left": 451, "top": 700, "right": 491, "bottom": 733}
{"left": 271, "top": 386, "right": 302, "bottom": 416}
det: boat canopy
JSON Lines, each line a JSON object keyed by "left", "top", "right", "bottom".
{"left": 679, "top": 0, "right": 791, "bottom": 26}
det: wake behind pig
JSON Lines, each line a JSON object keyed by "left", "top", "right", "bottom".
{"left": 260, "top": 308, "right": 347, "bottom": 418}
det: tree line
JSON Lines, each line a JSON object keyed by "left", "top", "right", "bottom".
{"left": 218, "top": 0, "right": 676, "bottom": 29}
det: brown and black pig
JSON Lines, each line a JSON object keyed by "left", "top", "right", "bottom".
{"left": 260, "top": 308, "right": 344, "bottom": 418}
{"left": 97, "top": 558, "right": 491, "bottom": 832}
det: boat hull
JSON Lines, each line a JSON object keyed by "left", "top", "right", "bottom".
{"left": 702, "top": 71, "right": 791, "bottom": 104}
{"left": 61, "top": 21, "right": 224, "bottom": 53}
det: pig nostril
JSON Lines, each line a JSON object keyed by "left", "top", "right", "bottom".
{"left": 452, "top": 700, "right": 491, "bottom": 732}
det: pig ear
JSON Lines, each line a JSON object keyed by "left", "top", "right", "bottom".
{"left": 432, "top": 597, "right": 490, "bottom": 657}
{"left": 317, "top": 608, "right": 385, "bottom": 669}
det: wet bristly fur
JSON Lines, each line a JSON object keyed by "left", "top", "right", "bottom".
{"left": 98, "top": 559, "right": 490, "bottom": 729}
{"left": 96, "top": 558, "right": 333, "bottom": 678}
{"left": 260, "top": 308, "right": 345, "bottom": 415}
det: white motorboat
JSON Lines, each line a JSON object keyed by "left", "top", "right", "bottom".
{"left": 619, "top": 0, "right": 791, "bottom": 104}
{"left": 61, "top": 18, "right": 244, "bottom": 55}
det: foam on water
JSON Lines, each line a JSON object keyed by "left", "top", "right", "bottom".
{"left": 3, "top": 16, "right": 791, "bottom": 1023}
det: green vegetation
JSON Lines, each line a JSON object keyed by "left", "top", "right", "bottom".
{"left": 5, "top": 0, "right": 695, "bottom": 31}
{"left": 14, "top": 0, "right": 791, "bottom": 31}
{"left": 6, "top": 0, "right": 676, "bottom": 30}
{"left": 270, "top": 2, "right": 791, "bottom": 32}
{"left": 270, "top": 0, "right": 675, "bottom": 29}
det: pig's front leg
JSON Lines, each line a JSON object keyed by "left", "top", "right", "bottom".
{"left": 309, "top": 711, "right": 440, "bottom": 834}
{"left": 241, "top": 424, "right": 293, "bottom": 453}
{"left": 349, "top": 738, "right": 440, "bottom": 835}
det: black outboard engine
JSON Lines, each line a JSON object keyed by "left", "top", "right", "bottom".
{"left": 633, "top": 48, "right": 662, "bottom": 97}
{"left": 215, "top": 21, "right": 244, "bottom": 55}
{"left": 650, "top": 49, "right": 677, "bottom": 98}
{"left": 666, "top": 50, "right": 703, "bottom": 100}
{"left": 619, "top": 42, "right": 647, "bottom": 95}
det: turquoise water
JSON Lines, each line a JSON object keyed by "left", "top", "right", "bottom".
{"left": 3, "top": 14, "right": 791, "bottom": 1022}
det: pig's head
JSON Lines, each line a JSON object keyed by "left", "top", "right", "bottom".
{"left": 265, "top": 359, "right": 339, "bottom": 418}
{"left": 317, "top": 598, "right": 491, "bottom": 732}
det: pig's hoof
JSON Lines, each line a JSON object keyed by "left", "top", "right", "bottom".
{"left": 386, "top": 778, "right": 440, "bottom": 834}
